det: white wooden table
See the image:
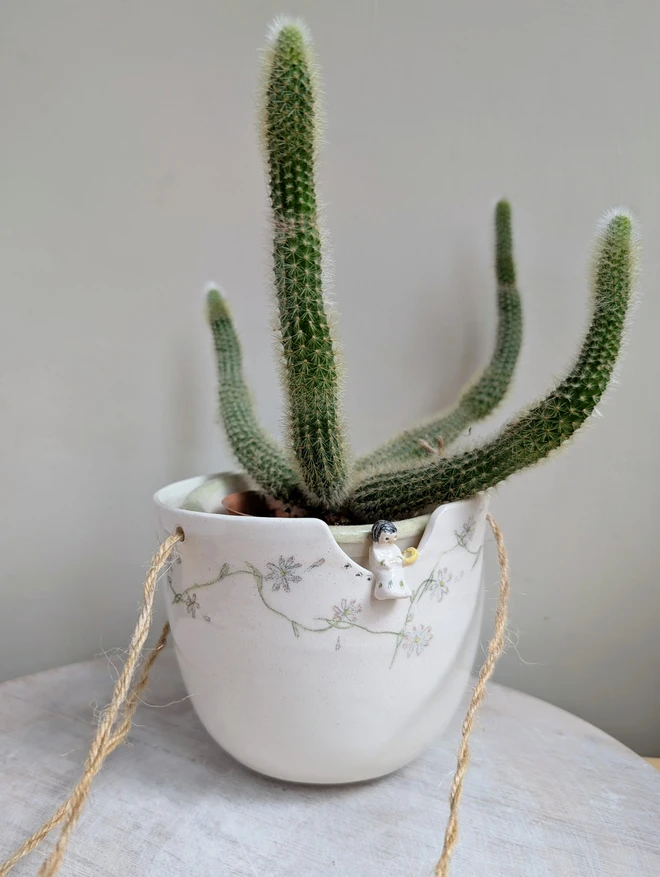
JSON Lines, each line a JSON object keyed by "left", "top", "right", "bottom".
{"left": 1, "top": 650, "right": 659, "bottom": 876}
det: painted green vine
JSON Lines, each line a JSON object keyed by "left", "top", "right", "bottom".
{"left": 168, "top": 516, "right": 481, "bottom": 668}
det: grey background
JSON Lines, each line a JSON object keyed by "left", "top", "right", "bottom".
{"left": 1, "top": 0, "right": 658, "bottom": 753}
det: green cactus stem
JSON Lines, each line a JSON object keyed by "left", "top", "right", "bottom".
{"left": 205, "top": 19, "right": 637, "bottom": 527}
{"left": 206, "top": 287, "right": 305, "bottom": 504}
{"left": 262, "top": 20, "right": 349, "bottom": 506}
{"left": 355, "top": 200, "right": 522, "bottom": 473}
{"left": 348, "top": 212, "right": 636, "bottom": 522}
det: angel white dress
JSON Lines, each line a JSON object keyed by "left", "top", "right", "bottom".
{"left": 369, "top": 543, "right": 413, "bottom": 601}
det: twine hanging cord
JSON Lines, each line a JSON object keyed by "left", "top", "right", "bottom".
{"left": 0, "top": 515, "right": 510, "bottom": 877}
{"left": 0, "top": 528, "right": 184, "bottom": 877}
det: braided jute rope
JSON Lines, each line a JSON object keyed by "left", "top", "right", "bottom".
{"left": 435, "top": 513, "right": 510, "bottom": 877}
{"left": 1, "top": 514, "right": 510, "bottom": 876}
{"left": 0, "top": 622, "right": 173, "bottom": 877}
{"left": 0, "top": 529, "right": 184, "bottom": 877}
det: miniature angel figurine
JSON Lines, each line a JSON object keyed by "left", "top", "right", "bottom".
{"left": 369, "top": 520, "right": 417, "bottom": 601}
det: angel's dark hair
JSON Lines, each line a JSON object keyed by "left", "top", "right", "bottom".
{"left": 370, "top": 520, "right": 398, "bottom": 543}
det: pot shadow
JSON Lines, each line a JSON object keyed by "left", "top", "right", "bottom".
{"left": 227, "top": 750, "right": 408, "bottom": 798}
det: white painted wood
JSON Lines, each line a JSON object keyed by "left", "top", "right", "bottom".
{"left": 1, "top": 651, "right": 659, "bottom": 876}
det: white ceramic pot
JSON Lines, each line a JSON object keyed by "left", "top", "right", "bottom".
{"left": 154, "top": 473, "right": 489, "bottom": 784}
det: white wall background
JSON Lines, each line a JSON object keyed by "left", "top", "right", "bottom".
{"left": 1, "top": 0, "right": 659, "bottom": 754}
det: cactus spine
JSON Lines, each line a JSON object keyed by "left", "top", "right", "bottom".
{"left": 206, "top": 288, "right": 305, "bottom": 504}
{"left": 355, "top": 200, "right": 522, "bottom": 472}
{"left": 348, "top": 213, "right": 635, "bottom": 522}
{"left": 206, "top": 19, "right": 638, "bottom": 525}
{"left": 262, "top": 21, "right": 349, "bottom": 506}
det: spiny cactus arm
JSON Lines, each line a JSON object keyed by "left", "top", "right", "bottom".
{"left": 261, "top": 19, "right": 349, "bottom": 508}
{"left": 206, "top": 288, "right": 307, "bottom": 505}
{"left": 348, "top": 212, "right": 636, "bottom": 523}
{"left": 354, "top": 200, "right": 522, "bottom": 474}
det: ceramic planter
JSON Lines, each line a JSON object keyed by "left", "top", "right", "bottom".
{"left": 154, "top": 473, "right": 488, "bottom": 784}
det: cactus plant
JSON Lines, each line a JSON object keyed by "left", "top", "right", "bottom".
{"left": 262, "top": 20, "right": 349, "bottom": 508}
{"left": 206, "top": 288, "right": 307, "bottom": 506}
{"left": 354, "top": 200, "right": 522, "bottom": 474}
{"left": 206, "top": 18, "right": 637, "bottom": 525}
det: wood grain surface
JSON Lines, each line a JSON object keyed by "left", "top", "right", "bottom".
{"left": 1, "top": 650, "right": 659, "bottom": 875}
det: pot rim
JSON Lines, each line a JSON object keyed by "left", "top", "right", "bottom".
{"left": 153, "top": 472, "right": 435, "bottom": 544}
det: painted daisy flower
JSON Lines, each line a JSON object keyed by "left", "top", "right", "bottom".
{"left": 332, "top": 598, "right": 362, "bottom": 624}
{"left": 432, "top": 567, "right": 452, "bottom": 602}
{"left": 402, "top": 625, "right": 433, "bottom": 657}
{"left": 184, "top": 594, "right": 200, "bottom": 618}
{"left": 265, "top": 555, "right": 303, "bottom": 592}
{"left": 457, "top": 516, "right": 476, "bottom": 546}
